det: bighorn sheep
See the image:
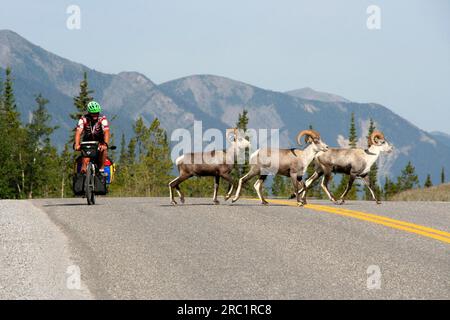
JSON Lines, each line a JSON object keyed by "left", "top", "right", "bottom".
{"left": 298, "top": 131, "right": 393, "bottom": 204}
{"left": 231, "top": 130, "right": 329, "bottom": 206}
{"left": 169, "top": 128, "right": 250, "bottom": 205}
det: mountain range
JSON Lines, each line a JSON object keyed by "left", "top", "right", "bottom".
{"left": 0, "top": 29, "right": 448, "bottom": 184}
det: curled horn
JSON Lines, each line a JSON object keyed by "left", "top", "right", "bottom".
{"left": 297, "top": 129, "right": 320, "bottom": 145}
{"left": 369, "top": 131, "right": 385, "bottom": 146}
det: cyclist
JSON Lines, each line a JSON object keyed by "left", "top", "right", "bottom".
{"left": 74, "top": 101, "right": 110, "bottom": 175}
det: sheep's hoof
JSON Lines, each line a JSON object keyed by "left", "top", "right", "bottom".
{"left": 231, "top": 198, "right": 238, "bottom": 203}
{"left": 376, "top": 201, "right": 382, "bottom": 205}
{"left": 180, "top": 197, "right": 185, "bottom": 204}
{"left": 171, "top": 200, "right": 177, "bottom": 205}
{"left": 338, "top": 200, "right": 346, "bottom": 205}
{"left": 213, "top": 200, "right": 220, "bottom": 205}
{"left": 261, "top": 201, "right": 269, "bottom": 206}
{"left": 224, "top": 195, "right": 231, "bottom": 201}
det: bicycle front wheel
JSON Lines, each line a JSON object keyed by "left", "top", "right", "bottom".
{"left": 85, "top": 163, "right": 96, "bottom": 205}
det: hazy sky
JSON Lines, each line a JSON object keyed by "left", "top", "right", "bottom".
{"left": 1, "top": 0, "right": 449, "bottom": 133}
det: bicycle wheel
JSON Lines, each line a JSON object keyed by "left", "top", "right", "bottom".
{"left": 85, "top": 163, "right": 96, "bottom": 205}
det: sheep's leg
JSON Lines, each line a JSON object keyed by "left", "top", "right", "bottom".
{"left": 254, "top": 175, "right": 268, "bottom": 205}
{"left": 361, "top": 176, "right": 381, "bottom": 204}
{"left": 169, "top": 174, "right": 191, "bottom": 205}
{"left": 321, "top": 173, "right": 337, "bottom": 203}
{"left": 175, "top": 185, "right": 185, "bottom": 204}
{"left": 291, "top": 171, "right": 321, "bottom": 201}
{"left": 289, "top": 172, "right": 302, "bottom": 207}
{"left": 338, "top": 175, "right": 356, "bottom": 205}
{"left": 221, "top": 173, "right": 234, "bottom": 201}
{"left": 297, "top": 179, "right": 306, "bottom": 205}
{"left": 232, "top": 168, "right": 259, "bottom": 203}
{"left": 299, "top": 171, "right": 323, "bottom": 204}
{"left": 213, "top": 175, "right": 220, "bottom": 205}
{"left": 169, "top": 176, "right": 181, "bottom": 205}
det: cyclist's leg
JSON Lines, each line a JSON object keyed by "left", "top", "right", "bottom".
{"left": 80, "top": 157, "right": 90, "bottom": 173}
{"left": 98, "top": 149, "right": 107, "bottom": 170}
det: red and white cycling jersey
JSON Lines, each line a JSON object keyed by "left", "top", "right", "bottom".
{"left": 77, "top": 115, "right": 109, "bottom": 141}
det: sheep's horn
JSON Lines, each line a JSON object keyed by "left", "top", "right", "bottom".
{"left": 369, "top": 131, "right": 385, "bottom": 146}
{"left": 297, "top": 130, "right": 320, "bottom": 145}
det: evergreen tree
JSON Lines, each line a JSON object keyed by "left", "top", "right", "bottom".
{"left": 441, "top": 167, "right": 446, "bottom": 184}
{"left": 71, "top": 71, "right": 94, "bottom": 121}
{"left": 424, "top": 174, "right": 433, "bottom": 188}
{"left": 237, "top": 109, "right": 249, "bottom": 131}
{"left": 365, "top": 119, "right": 381, "bottom": 200}
{"left": 232, "top": 109, "right": 255, "bottom": 196}
{"left": 119, "top": 133, "right": 127, "bottom": 164}
{"left": 0, "top": 69, "right": 64, "bottom": 199}
{"left": 59, "top": 143, "right": 73, "bottom": 198}
{"left": 335, "top": 112, "right": 359, "bottom": 200}
{"left": 114, "top": 137, "right": 136, "bottom": 195}
{"left": 140, "top": 118, "right": 173, "bottom": 195}
{"left": 24, "top": 94, "right": 59, "bottom": 198}
{"left": 112, "top": 118, "right": 173, "bottom": 196}
{"left": 69, "top": 71, "right": 94, "bottom": 147}
{"left": 305, "top": 124, "right": 324, "bottom": 199}
{"left": 272, "top": 175, "right": 289, "bottom": 197}
{"left": 134, "top": 117, "right": 148, "bottom": 157}
{"left": 0, "top": 67, "right": 25, "bottom": 198}
{"left": 396, "top": 161, "right": 420, "bottom": 192}
{"left": 127, "top": 137, "right": 137, "bottom": 165}
{"left": 349, "top": 112, "right": 357, "bottom": 148}
{"left": 383, "top": 176, "right": 397, "bottom": 200}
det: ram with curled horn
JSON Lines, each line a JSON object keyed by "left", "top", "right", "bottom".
{"left": 232, "top": 128, "right": 329, "bottom": 206}
{"left": 297, "top": 129, "right": 393, "bottom": 205}
{"left": 169, "top": 128, "right": 250, "bottom": 205}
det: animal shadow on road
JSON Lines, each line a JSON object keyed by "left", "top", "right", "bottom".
{"left": 159, "top": 203, "right": 283, "bottom": 207}
{"left": 42, "top": 203, "right": 105, "bottom": 207}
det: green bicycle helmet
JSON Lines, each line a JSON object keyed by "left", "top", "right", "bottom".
{"left": 87, "top": 101, "right": 102, "bottom": 113}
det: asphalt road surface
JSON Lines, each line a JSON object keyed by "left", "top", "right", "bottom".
{"left": 1, "top": 197, "right": 449, "bottom": 299}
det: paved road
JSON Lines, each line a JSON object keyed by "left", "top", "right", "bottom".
{"left": 2, "top": 197, "right": 450, "bottom": 299}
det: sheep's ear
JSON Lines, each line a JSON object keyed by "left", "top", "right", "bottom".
{"left": 226, "top": 128, "right": 237, "bottom": 142}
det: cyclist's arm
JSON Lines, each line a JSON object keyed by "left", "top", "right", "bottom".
{"left": 74, "top": 118, "right": 85, "bottom": 150}
{"left": 103, "top": 129, "right": 110, "bottom": 146}
{"left": 101, "top": 116, "right": 110, "bottom": 146}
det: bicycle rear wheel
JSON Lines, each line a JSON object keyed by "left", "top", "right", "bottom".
{"left": 85, "top": 163, "right": 96, "bottom": 205}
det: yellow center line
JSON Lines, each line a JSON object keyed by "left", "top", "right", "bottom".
{"left": 308, "top": 204, "right": 450, "bottom": 238}
{"left": 246, "top": 198, "right": 450, "bottom": 244}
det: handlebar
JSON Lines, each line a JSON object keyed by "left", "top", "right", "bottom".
{"left": 79, "top": 141, "right": 116, "bottom": 157}
{"left": 80, "top": 141, "right": 116, "bottom": 150}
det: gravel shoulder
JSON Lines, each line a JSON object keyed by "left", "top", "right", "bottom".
{"left": 0, "top": 200, "right": 92, "bottom": 299}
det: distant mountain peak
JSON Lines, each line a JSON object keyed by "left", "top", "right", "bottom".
{"left": 162, "top": 74, "right": 256, "bottom": 89}
{"left": 116, "top": 71, "right": 155, "bottom": 87}
{"left": 0, "top": 29, "right": 24, "bottom": 40}
{"left": 285, "top": 87, "right": 350, "bottom": 103}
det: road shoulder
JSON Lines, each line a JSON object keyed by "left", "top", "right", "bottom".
{"left": 0, "top": 200, "right": 92, "bottom": 299}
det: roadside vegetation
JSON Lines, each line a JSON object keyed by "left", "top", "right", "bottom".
{"left": 0, "top": 68, "right": 447, "bottom": 200}
{"left": 391, "top": 184, "right": 450, "bottom": 202}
